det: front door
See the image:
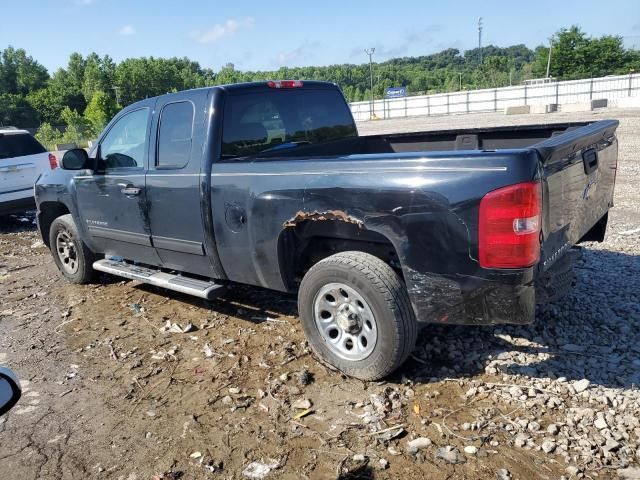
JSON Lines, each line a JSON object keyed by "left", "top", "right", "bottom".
{"left": 75, "top": 105, "right": 160, "bottom": 265}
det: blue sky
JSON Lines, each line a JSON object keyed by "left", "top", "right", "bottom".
{"left": 2, "top": 0, "right": 639, "bottom": 73}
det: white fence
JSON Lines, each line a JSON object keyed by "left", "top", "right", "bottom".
{"left": 349, "top": 73, "right": 640, "bottom": 121}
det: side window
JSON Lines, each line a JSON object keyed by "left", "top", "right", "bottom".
{"left": 100, "top": 108, "right": 149, "bottom": 170}
{"left": 156, "top": 101, "right": 194, "bottom": 169}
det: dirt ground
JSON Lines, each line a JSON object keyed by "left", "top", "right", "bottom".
{"left": 1, "top": 108, "right": 639, "bottom": 480}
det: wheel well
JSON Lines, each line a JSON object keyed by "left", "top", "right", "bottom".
{"left": 278, "top": 220, "right": 402, "bottom": 291}
{"left": 39, "top": 202, "right": 70, "bottom": 247}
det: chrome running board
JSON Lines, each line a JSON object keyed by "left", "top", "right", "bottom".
{"left": 93, "top": 259, "right": 225, "bottom": 300}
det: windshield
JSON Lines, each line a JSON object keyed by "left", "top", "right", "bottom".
{"left": 221, "top": 88, "right": 357, "bottom": 159}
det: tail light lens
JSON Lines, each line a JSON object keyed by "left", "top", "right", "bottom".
{"left": 267, "top": 80, "right": 303, "bottom": 88}
{"left": 48, "top": 153, "right": 58, "bottom": 170}
{"left": 479, "top": 181, "right": 542, "bottom": 269}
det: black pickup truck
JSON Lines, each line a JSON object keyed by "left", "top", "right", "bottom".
{"left": 34, "top": 80, "right": 618, "bottom": 380}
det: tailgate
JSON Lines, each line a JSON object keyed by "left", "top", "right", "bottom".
{"left": 0, "top": 153, "right": 44, "bottom": 195}
{"left": 534, "top": 120, "right": 618, "bottom": 270}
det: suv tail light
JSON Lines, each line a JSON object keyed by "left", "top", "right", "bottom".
{"left": 479, "top": 180, "right": 542, "bottom": 269}
{"left": 48, "top": 153, "right": 58, "bottom": 170}
{"left": 267, "top": 80, "right": 303, "bottom": 89}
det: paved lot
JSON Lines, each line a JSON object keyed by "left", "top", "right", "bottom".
{"left": 0, "top": 109, "right": 639, "bottom": 479}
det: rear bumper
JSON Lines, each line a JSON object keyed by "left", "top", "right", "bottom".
{"left": 405, "top": 267, "right": 536, "bottom": 326}
{"left": 0, "top": 195, "right": 36, "bottom": 216}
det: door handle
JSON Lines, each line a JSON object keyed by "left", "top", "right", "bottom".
{"left": 582, "top": 149, "right": 598, "bottom": 175}
{"left": 120, "top": 186, "right": 141, "bottom": 196}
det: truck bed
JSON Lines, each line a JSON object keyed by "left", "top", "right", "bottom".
{"left": 248, "top": 121, "right": 599, "bottom": 160}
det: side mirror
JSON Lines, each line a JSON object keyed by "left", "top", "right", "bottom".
{"left": 61, "top": 148, "right": 90, "bottom": 170}
{"left": 0, "top": 367, "right": 21, "bottom": 416}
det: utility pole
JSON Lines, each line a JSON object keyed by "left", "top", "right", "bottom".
{"left": 459, "top": 72, "right": 462, "bottom": 91}
{"left": 545, "top": 38, "right": 553, "bottom": 78}
{"left": 112, "top": 86, "right": 122, "bottom": 106}
{"left": 478, "top": 17, "right": 483, "bottom": 65}
{"left": 365, "top": 48, "right": 375, "bottom": 119}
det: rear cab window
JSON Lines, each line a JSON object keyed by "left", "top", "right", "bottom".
{"left": 221, "top": 87, "right": 357, "bottom": 159}
{"left": 0, "top": 133, "right": 46, "bottom": 160}
{"left": 156, "top": 101, "right": 195, "bottom": 169}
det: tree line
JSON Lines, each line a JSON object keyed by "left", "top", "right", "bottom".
{"left": 0, "top": 26, "right": 638, "bottom": 148}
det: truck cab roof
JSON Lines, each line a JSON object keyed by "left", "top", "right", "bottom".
{"left": 123, "top": 80, "right": 340, "bottom": 111}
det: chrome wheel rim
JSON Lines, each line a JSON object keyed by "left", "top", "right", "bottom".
{"left": 313, "top": 282, "right": 377, "bottom": 361}
{"left": 56, "top": 229, "right": 79, "bottom": 275}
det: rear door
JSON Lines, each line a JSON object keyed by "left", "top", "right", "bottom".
{"left": 0, "top": 132, "right": 48, "bottom": 199}
{"left": 146, "top": 90, "right": 213, "bottom": 277}
{"left": 536, "top": 120, "right": 618, "bottom": 270}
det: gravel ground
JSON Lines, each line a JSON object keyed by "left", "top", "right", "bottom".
{"left": 0, "top": 108, "right": 638, "bottom": 480}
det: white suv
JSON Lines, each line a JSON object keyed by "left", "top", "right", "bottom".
{"left": 0, "top": 127, "right": 57, "bottom": 216}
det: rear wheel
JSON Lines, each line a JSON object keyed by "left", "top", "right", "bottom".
{"left": 298, "top": 251, "right": 417, "bottom": 380}
{"left": 49, "top": 214, "right": 97, "bottom": 284}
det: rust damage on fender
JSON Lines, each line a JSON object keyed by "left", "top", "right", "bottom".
{"left": 283, "top": 209, "right": 364, "bottom": 229}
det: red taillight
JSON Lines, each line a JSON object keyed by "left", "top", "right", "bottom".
{"left": 479, "top": 181, "right": 541, "bottom": 269}
{"left": 48, "top": 153, "right": 58, "bottom": 170}
{"left": 267, "top": 80, "right": 303, "bottom": 89}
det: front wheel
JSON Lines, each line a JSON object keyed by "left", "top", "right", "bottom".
{"left": 298, "top": 251, "right": 417, "bottom": 380}
{"left": 49, "top": 214, "right": 97, "bottom": 284}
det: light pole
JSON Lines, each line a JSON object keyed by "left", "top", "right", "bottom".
{"left": 459, "top": 72, "right": 462, "bottom": 91}
{"left": 112, "top": 86, "right": 122, "bottom": 106}
{"left": 365, "top": 48, "right": 375, "bottom": 119}
{"left": 478, "top": 17, "right": 483, "bottom": 65}
{"left": 545, "top": 38, "right": 553, "bottom": 78}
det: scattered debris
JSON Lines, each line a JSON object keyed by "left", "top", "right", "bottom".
{"left": 463, "top": 445, "right": 478, "bottom": 455}
{"left": 242, "top": 459, "right": 280, "bottom": 479}
{"left": 406, "top": 437, "right": 432, "bottom": 454}
{"left": 160, "top": 320, "right": 196, "bottom": 334}
{"left": 293, "top": 409, "right": 313, "bottom": 420}
{"left": 373, "top": 425, "right": 405, "bottom": 442}
{"left": 295, "top": 369, "right": 313, "bottom": 386}
{"left": 541, "top": 439, "right": 556, "bottom": 454}
{"left": 495, "top": 469, "right": 512, "bottom": 480}
{"left": 434, "top": 446, "right": 466, "bottom": 465}
{"left": 291, "top": 398, "right": 312, "bottom": 410}
{"left": 573, "top": 379, "right": 591, "bottom": 393}
{"left": 130, "top": 303, "right": 144, "bottom": 315}
{"left": 151, "top": 471, "right": 181, "bottom": 480}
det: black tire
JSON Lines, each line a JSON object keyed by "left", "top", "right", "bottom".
{"left": 298, "top": 251, "right": 417, "bottom": 380}
{"left": 49, "top": 214, "right": 97, "bottom": 284}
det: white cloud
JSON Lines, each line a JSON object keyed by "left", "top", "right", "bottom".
{"left": 272, "top": 42, "right": 321, "bottom": 67}
{"left": 191, "top": 18, "right": 254, "bottom": 44}
{"left": 118, "top": 25, "right": 136, "bottom": 36}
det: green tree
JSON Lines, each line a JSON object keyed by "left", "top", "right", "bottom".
{"left": 84, "top": 90, "right": 118, "bottom": 136}
{"left": 532, "top": 26, "right": 630, "bottom": 79}
{"left": 35, "top": 122, "right": 63, "bottom": 150}
{"left": 0, "top": 46, "right": 49, "bottom": 95}
{"left": 60, "top": 107, "right": 91, "bottom": 145}
{"left": 0, "top": 93, "right": 40, "bottom": 127}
